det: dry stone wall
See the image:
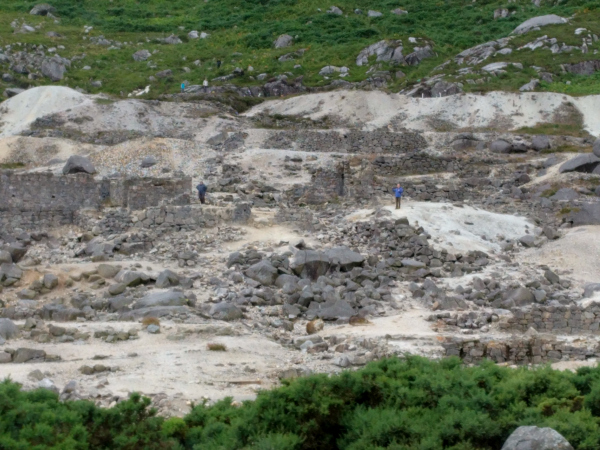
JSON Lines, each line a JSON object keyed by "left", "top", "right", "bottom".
{"left": 443, "top": 335, "right": 600, "bottom": 365}
{"left": 264, "top": 130, "right": 427, "bottom": 153}
{"left": 498, "top": 303, "right": 600, "bottom": 335}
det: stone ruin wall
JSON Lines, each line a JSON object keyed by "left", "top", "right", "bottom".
{"left": 0, "top": 170, "right": 197, "bottom": 232}
{"left": 443, "top": 335, "right": 600, "bottom": 366}
{"left": 498, "top": 303, "right": 600, "bottom": 335}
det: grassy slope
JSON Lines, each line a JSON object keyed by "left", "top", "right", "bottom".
{"left": 0, "top": 0, "right": 598, "bottom": 97}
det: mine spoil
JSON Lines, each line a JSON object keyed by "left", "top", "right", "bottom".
{"left": 0, "top": 86, "right": 600, "bottom": 417}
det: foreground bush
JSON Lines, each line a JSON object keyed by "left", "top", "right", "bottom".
{"left": 3, "top": 356, "right": 600, "bottom": 449}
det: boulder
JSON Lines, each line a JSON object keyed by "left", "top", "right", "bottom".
{"left": 431, "top": 81, "right": 462, "bottom": 97}
{"left": 327, "top": 6, "right": 343, "bottom": 15}
{"left": 558, "top": 154, "right": 600, "bottom": 174}
{"left": 325, "top": 246, "right": 365, "bottom": 272}
{"left": 519, "top": 235, "right": 539, "bottom": 248}
{"left": 563, "top": 60, "right": 600, "bottom": 76}
{"left": 133, "top": 50, "right": 151, "bottom": 61}
{"left": 274, "top": 34, "right": 293, "bottom": 49}
{"left": 531, "top": 135, "right": 550, "bottom": 151}
{"left": 290, "top": 250, "right": 331, "bottom": 280}
{"left": 0, "top": 250, "right": 11, "bottom": 264}
{"left": 13, "top": 348, "right": 46, "bottom": 363}
{"left": 156, "top": 69, "right": 173, "bottom": 78}
{"left": 494, "top": 8, "right": 509, "bottom": 19}
{"left": 133, "top": 290, "right": 188, "bottom": 309}
{"left": 188, "top": 30, "right": 199, "bottom": 39}
{"left": 141, "top": 156, "right": 157, "bottom": 168}
{"left": 156, "top": 269, "right": 179, "bottom": 288}
{"left": 405, "top": 46, "right": 435, "bottom": 66}
{"left": 210, "top": 302, "right": 243, "bottom": 321}
{"left": 6, "top": 243, "right": 27, "bottom": 262}
{"left": 43, "top": 273, "right": 59, "bottom": 289}
{"left": 519, "top": 79, "right": 540, "bottom": 92}
{"left": 368, "top": 10, "right": 383, "bottom": 17}
{"left": 512, "top": 15, "right": 568, "bottom": 35}
{"left": 62, "top": 155, "right": 96, "bottom": 175}
{"left": 0, "top": 318, "right": 19, "bottom": 340}
{"left": 245, "top": 260, "right": 278, "bottom": 286}
{"left": 0, "top": 263, "right": 23, "bottom": 282}
{"left": 316, "top": 299, "right": 355, "bottom": 320}
{"left": 507, "top": 287, "right": 535, "bottom": 306}
{"left": 97, "top": 264, "right": 120, "bottom": 279}
{"left": 108, "top": 283, "right": 127, "bottom": 296}
{"left": 567, "top": 203, "right": 600, "bottom": 226}
{"left": 4, "top": 88, "right": 25, "bottom": 98}
{"left": 593, "top": 138, "right": 600, "bottom": 158}
{"left": 501, "top": 426, "right": 573, "bottom": 450}
{"left": 583, "top": 283, "right": 600, "bottom": 298}
{"left": 30, "top": 3, "right": 56, "bottom": 15}
{"left": 490, "top": 139, "right": 513, "bottom": 154}
{"left": 0, "top": 352, "right": 11, "bottom": 363}
{"left": 115, "top": 270, "right": 149, "bottom": 287}
{"left": 356, "top": 40, "right": 404, "bottom": 66}
{"left": 41, "top": 55, "right": 67, "bottom": 81}
{"left": 550, "top": 188, "right": 579, "bottom": 201}
{"left": 164, "top": 34, "right": 182, "bottom": 44}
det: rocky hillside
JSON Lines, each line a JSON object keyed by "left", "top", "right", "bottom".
{"left": 0, "top": 0, "right": 598, "bottom": 99}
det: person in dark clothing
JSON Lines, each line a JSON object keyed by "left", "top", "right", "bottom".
{"left": 393, "top": 183, "right": 404, "bottom": 209}
{"left": 196, "top": 181, "right": 207, "bottom": 204}
{"left": 216, "top": 59, "right": 221, "bottom": 68}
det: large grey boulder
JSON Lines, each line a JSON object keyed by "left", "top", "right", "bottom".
{"left": 6, "top": 243, "right": 27, "bottom": 262}
{"left": 368, "top": 10, "right": 383, "bottom": 17}
{"left": 405, "top": 46, "right": 435, "bottom": 66}
{"left": 506, "top": 287, "right": 535, "bottom": 306}
{"left": 563, "top": 60, "right": 600, "bottom": 76}
{"left": 512, "top": 15, "right": 568, "bottom": 35}
{"left": 531, "top": 135, "right": 550, "bottom": 151}
{"left": 325, "top": 247, "right": 365, "bottom": 272}
{"left": 4, "top": 88, "right": 25, "bottom": 98}
{"left": 490, "top": 139, "right": 513, "bottom": 153}
{"left": 327, "top": 6, "right": 343, "bottom": 15}
{"left": 97, "top": 264, "right": 120, "bottom": 279}
{"left": 133, "top": 50, "right": 151, "bottom": 61}
{"left": 274, "top": 34, "right": 293, "bottom": 49}
{"left": 155, "top": 269, "right": 179, "bottom": 288}
{"left": 41, "top": 55, "right": 68, "bottom": 81}
{"left": 0, "top": 319, "right": 19, "bottom": 340}
{"left": 133, "top": 291, "right": 188, "bottom": 309}
{"left": 519, "top": 79, "right": 540, "bottom": 92}
{"left": 62, "top": 155, "right": 96, "bottom": 175}
{"left": 115, "top": 270, "right": 149, "bottom": 287}
{"left": 558, "top": 154, "right": 600, "bottom": 174}
{"left": 501, "top": 426, "right": 573, "bottom": 450}
{"left": 315, "top": 299, "right": 355, "bottom": 320}
{"left": 550, "top": 188, "right": 579, "bottom": 201}
{"left": 30, "top": 3, "right": 56, "bottom": 15}
{"left": 13, "top": 348, "right": 46, "bottom": 363}
{"left": 583, "top": 283, "right": 600, "bottom": 298}
{"left": 0, "top": 250, "right": 11, "bottom": 264}
{"left": 245, "top": 260, "right": 278, "bottom": 286}
{"left": 431, "top": 81, "right": 462, "bottom": 97}
{"left": 593, "top": 138, "right": 600, "bottom": 157}
{"left": 0, "top": 263, "right": 23, "bottom": 282}
{"left": 290, "top": 250, "right": 331, "bottom": 280}
{"left": 567, "top": 203, "right": 600, "bottom": 226}
{"left": 210, "top": 302, "right": 243, "bottom": 321}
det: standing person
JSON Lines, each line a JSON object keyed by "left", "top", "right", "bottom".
{"left": 393, "top": 183, "right": 404, "bottom": 210}
{"left": 181, "top": 82, "right": 185, "bottom": 93}
{"left": 196, "top": 181, "right": 207, "bottom": 204}
{"left": 203, "top": 78, "right": 208, "bottom": 92}
{"left": 216, "top": 59, "right": 221, "bottom": 68}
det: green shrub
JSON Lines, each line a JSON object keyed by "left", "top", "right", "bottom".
{"left": 5, "top": 357, "right": 600, "bottom": 449}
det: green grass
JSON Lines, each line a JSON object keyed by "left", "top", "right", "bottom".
{"left": 517, "top": 123, "right": 590, "bottom": 138}
{"left": 0, "top": 0, "right": 598, "bottom": 97}
{"left": 0, "top": 162, "right": 26, "bottom": 169}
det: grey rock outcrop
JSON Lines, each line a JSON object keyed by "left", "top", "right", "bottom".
{"left": 133, "top": 50, "right": 151, "bottom": 61}
{"left": 164, "top": 34, "right": 182, "bottom": 45}
{"left": 41, "top": 55, "right": 68, "bottom": 81}
{"left": 567, "top": 203, "right": 600, "bottom": 226}
{"left": 210, "top": 302, "right": 243, "bottom": 321}
{"left": 356, "top": 40, "right": 404, "bottom": 66}
{"left": 501, "top": 426, "right": 573, "bottom": 450}
{"left": 558, "top": 154, "right": 600, "bottom": 174}
{"left": 519, "top": 79, "right": 540, "bottom": 92}
{"left": 563, "top": 60, "right": 600, "bottom": 75}
{"left": 30, "top": 3, "right": 56, "bottom": 15}
{"left": 274, "top": 34, "right": 293, "bottom": 49}
{"left": 531, "top": 135, "right": 550, "bottom": 151}
{"left": 62, "top": 155, "right": 96, "bottom": 175}
{"left": 325, "top": 246, "right": 365, "bottom": 272}
{"left": 327, "top": 6, "right": 343, "bottom": 15}
{"left": 490, "top": 139, "right": 513, "bottom": 154}
{"left": 134, "top": 291, "right": 188, "bottom": 309}
{"left": 512, "top": 15, "right": 568, "bottom": 35}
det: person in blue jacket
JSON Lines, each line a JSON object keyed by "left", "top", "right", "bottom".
{"left": 393, "top": 183, "right": 404, "bottom": 209}
{"left": 196, "top": 181, "right": 207, "bottom": 204}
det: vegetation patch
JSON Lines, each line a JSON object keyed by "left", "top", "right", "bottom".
{"left": 0, "top": 162, "right": 26, "bottom": 169}
{"left": 5, "top": 357, "right": 600, "bottom": 448}
{"left": 206, "top": 342, "right": 227, "bottom": 351}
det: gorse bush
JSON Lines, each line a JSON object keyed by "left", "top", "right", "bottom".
{"left": 4, "top": 357, "right": 600, "bottom": 448}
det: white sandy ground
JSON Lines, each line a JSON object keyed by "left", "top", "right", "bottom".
{"left": 520, "top": 226, "right": 600, "bottom": 285}
{"left": 345, "top": 201, "right": 535, "bottom": 253}
{"left": 245, "top": 90, "right": 600, "bottom": 137}
{"left": 0, "top": 86, "right": 92, "bottom": 138}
